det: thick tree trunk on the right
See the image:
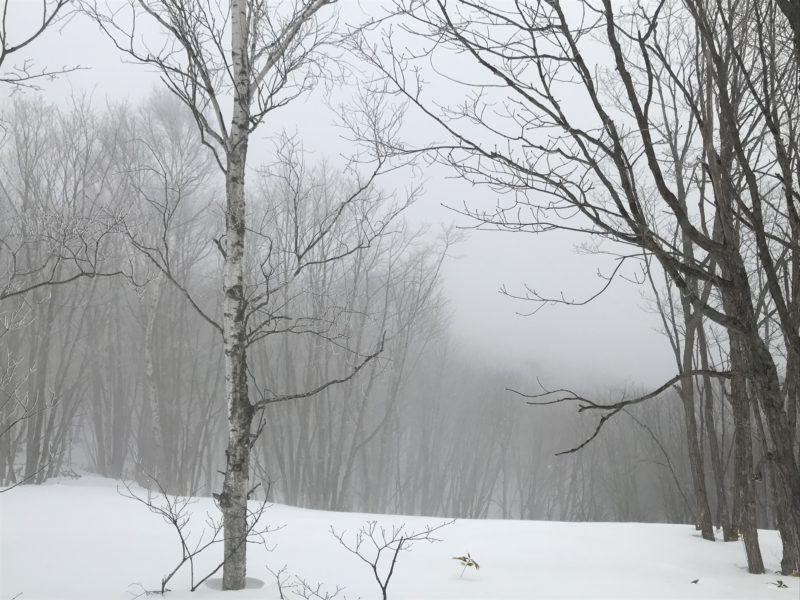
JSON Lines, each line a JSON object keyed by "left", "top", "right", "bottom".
{"left": 749, "top": 337, "right": 800, "bottom": 574}
{"left": 716, "top": 239, "right": 800, "bottom": 573}
{"left": 781, "top": 348, "right": 800, "bottom": 574}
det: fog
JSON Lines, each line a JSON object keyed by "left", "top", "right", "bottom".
{"left": 3, "top": 4, "right": 796, "bottom": 583}
{"left": 7, "top": 1, "right": 674, "bottom": 390}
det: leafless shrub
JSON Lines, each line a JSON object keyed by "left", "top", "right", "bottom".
{"left": 119, "top": 474, "right": 280, "bottom": 594}
{"left": 331, "top": 519, "right": 454, "bottom": 600}
{"left": 266, "top": 564, "right": 347, "bottom": 600}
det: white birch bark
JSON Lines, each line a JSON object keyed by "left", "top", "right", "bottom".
{"left": 219, "top": 0, "right": 254, "bottom": 589}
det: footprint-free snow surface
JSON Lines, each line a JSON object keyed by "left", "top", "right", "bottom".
{"left": 1, "top": 475, "right": 796, "bottom": 599}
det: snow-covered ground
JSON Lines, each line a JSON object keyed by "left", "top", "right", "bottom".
{"left": 0, "top": 475, "right": 796, "bottom": 599}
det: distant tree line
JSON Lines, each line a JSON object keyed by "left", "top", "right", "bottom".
{"left": 0, "top": 88, "right": 780, "bottom": 537}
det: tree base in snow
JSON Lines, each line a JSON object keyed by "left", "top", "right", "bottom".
{"left": 203, "top": 577, "right": 265, "bottom": 590}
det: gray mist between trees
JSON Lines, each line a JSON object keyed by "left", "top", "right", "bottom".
{"left": 1, "top": 0, "right": 800, "bottom": 586}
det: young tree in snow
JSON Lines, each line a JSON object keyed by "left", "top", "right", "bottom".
{"left": 332, "top": 519, "right": 453, "bottom": 600}
{"left": 88, "top": 0, "right": 413, "bottom": 588}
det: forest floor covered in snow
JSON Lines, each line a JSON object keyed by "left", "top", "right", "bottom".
{"left": 1, "top": 475, "right": 797, "bottom": 600}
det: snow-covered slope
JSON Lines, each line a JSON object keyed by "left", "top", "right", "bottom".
{"left": 0, "top": 476, "right": 795, "bottom": 599}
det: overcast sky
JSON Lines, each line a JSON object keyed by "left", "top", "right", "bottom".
{"left": 5, "top": 0, "right": 676, "bottom": 392}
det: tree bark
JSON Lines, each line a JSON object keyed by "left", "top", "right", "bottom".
{"left": 677, "top": 338, "right": 714, "bottom": 540}
{"left": 749, "top": 337, "right": 800, "bottom": 573}
{"left": 219, "top": 0, "right": 253, "bottom": 589}
{"left": 698, "top": 325, "right": 736, "bottom": 540}
{"left": 729, "top": 335, "right": 765, "bottom": 574}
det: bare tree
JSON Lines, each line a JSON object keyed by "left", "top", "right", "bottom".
{"left": 332, "top": 519, "right": 453, "bottom": 600}
{"left": 356, "top": 0, "right": 800, "bottom": 573}
{"left": 86, "top": 0, "right": 418, "bottom": 587}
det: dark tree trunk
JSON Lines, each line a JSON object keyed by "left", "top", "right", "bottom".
{"left": 678, "top": 377, "right": 715, "bottom": 541}
{"left": 729, "top": 336, "right": 765, "bottom": 573}
{"left": 749, "top": 338, "right": 800, "bottom": 573}
{"left": 698, "top": 326, "right": 736, "bottom": 540}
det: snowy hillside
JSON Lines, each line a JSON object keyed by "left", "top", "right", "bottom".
{"left": 0, "top": 476, "right": 795, "bottom": 600}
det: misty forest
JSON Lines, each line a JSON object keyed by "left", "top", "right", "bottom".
{"left": 1, "top": 0, "right": 800, "bottom": 598}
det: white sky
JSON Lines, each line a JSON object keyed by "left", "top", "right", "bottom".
{"left": 3, "top": 0, "right": 676, "bottom": 391}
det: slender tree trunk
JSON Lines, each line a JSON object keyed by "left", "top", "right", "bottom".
{"left": 144, "top": 274, "right": 166, "bottom": 483}
{"left": 678, "top": 373, "right": 715, "bottom": 540}
{"left": 219, "top": 152, "right": 254, "bottom": 590}
{"left": 109, "top": 306, "right": 130, "bottom": 479}
{"left": 90, "top": 371, "right": 107, "bottom": 475}
{"left": 698, "top": 325, "right": 735, "bottom": 540}
{"left": 24, "top": 293, "right": 55, "bottom": 482}
{"left": 675, "top": 289, "right": 714, "bottom": 540}
{"left": 220, "top": 0, "right": 253, "bottom": 589}
{"left": 671, "top": 115, "right": 714, "bottom": 540}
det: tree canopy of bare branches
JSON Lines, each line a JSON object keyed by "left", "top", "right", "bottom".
{"left": 357, "top": 0, "right": 800, "bottom": 574}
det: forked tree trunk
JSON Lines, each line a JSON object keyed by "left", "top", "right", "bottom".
{"left": 675, "top": 280, "right": 713, "bottom": 540}
{"left": 706, "top": 6, "right": 800, "bottom": 572}
{"left": 671, "top": 111, "right": 714, "bottom": 541}
{"left": 718, "top": 260, "right": 800, "bottom": 573}
{"left": 728, "top": 336, "right": 764, "bottom": 574}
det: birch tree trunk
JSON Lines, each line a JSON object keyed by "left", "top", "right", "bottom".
{"left": 219, "top": 0, "right": 253, "bottom": 589}
{"left": 88, "top": 0, "right": 372, "bottom": 586}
